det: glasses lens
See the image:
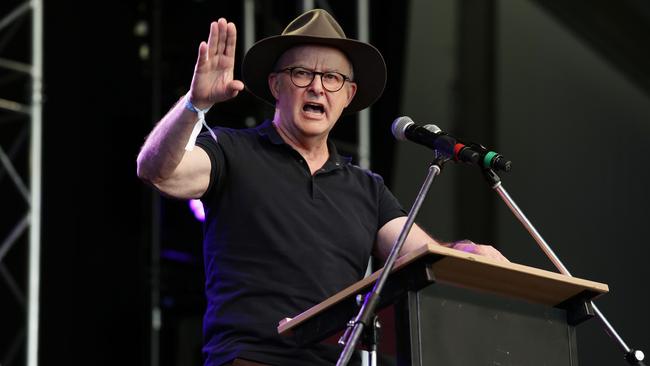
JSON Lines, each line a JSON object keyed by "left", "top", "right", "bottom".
{"left": 288, "top": 68, "right": 346, "bottom": 91}
{"left": 322, "top": 72, "right": 344, "bottom": 91}
{"left": 290, "top": 68, "right": 314, "bottom": 87}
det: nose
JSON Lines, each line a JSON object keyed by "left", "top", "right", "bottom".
{"left": 307, "top": 73, "right": 325, "bottom": 94}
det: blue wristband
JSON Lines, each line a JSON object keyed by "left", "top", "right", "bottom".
{"left": 184, "top": 96, "right": 211, "bottom": 114}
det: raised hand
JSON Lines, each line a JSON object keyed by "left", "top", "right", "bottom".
{"left": 189, "top": 18, "right": 245, "bottom": 109}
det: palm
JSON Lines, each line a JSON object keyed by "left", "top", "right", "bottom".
{"left": 190, "top": 19, "right": 244, "bottom": 108}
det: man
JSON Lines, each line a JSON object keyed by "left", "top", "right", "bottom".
{"left": 137, "top": 9, "right": 506, "bottom": 366}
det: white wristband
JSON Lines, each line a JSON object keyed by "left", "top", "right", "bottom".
{"left": 183, "top": 94, "right": 217, "bottom": 151}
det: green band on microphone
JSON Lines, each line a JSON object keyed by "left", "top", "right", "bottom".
{"left": 483, "top": 151, "right": 498, "bottom": 169}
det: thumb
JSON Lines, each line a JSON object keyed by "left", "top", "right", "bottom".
{"left": 228, "top": 80, "right": 245, "bottom": 97}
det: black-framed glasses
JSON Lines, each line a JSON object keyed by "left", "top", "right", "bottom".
{"left": 278, "top": 67, "right": 352, "bottom": 92}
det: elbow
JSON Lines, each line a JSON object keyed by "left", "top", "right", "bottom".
{"left": 136, "top": 153, "right": 149, "bottom": 181}
{"left": 136, "top": 153, "right": 159, "bottom": 185}
{"left": 136, "top": 165, "right": 150, "bottom": 184}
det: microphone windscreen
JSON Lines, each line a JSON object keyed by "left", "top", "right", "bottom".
{"left": 391, "top": 116, "right": 413, "bottom": 141}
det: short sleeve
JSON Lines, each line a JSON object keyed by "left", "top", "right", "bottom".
{"left": 195, "top": 129, "right": 231, "bottom": 200}
{"left": 374, "top": 173, "right": 407, "bottom": 228}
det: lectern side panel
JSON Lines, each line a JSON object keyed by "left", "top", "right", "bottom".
{"left": 411, "top": 285, "right": 579, "bottom": 366}
{"left": 394, "top": 292, "right": 421, "bottom": 366}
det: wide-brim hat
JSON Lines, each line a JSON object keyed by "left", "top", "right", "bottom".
{"left": 242, "top": 9, "right": 386, "bottom": 114}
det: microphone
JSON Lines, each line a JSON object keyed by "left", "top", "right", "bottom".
{"left": 465, "top": 142, "right": 512, "bottom": 172}
{"left": 391, "top": 116, "right": 512, "bottom": 172}
{"left": 391, "top": 116, "right": 479, "bottom": 164}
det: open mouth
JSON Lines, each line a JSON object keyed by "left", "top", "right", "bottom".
{"left": 303, "top": 102, "right": 325, "bottom": 115}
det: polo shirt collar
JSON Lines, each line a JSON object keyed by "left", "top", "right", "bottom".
{"left": 256, "top": 119, "right": 352, "bottom": 167}
{"left": 256, "top": 119, "right": 285, "bottom": 145}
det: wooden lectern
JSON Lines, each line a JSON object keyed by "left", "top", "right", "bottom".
{"left": 278, "top": 244, "right": 609, "bottom": 365}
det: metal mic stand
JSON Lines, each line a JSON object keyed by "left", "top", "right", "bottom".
{"left": 336, "top": 154, "right": 450, "bottom": 366}
{"left": 482, "top": 168, "right": 646, "bottom": 365}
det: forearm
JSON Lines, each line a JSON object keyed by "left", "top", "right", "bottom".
{"left": 375, "top": 218, "right": 442, "bottom": 260}
{"left": 136, "top": 95, "right": 199, "bottom": 183}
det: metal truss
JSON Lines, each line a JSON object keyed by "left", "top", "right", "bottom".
{"left": 0, "top": 0, "right": 43, "bottom": 366}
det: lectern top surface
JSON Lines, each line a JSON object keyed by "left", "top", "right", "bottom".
{"left": 278, "top": 243, "right": 608, "bottom": 335}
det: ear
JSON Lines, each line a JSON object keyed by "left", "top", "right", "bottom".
{"left": 343, "top": 82, "right": 357, "bottom": 107}
{"left": 268, "top": 73, "right": 281, "bottom": 100}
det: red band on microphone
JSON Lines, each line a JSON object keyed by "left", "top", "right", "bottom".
{"left": 453, "top": 143, "right": 466, "bottom": 161}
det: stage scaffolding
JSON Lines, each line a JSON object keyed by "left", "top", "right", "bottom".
{"left": 0, "top": 1, "right": 43, "bottom": 366}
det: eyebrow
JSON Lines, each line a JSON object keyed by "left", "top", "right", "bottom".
{"left": 289, "top": 65, "right": 351, "bottom": 74}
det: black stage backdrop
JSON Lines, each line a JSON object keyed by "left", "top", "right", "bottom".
{"left": 40, "top": 1, "right": 150, "bottom": 364}
{"left": 29, "top": 1, "right": 650, "bottom": 365}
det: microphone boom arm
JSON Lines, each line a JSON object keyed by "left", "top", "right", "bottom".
{"left": 482, "top": 168, "right": 646, "bottom": 365}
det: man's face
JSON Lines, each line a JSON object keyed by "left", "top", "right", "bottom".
{"left": 268, "top": 45, "right": 357, "bottom": 139}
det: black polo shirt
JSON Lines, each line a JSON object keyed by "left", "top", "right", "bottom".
{"left": 195, "top": 120, "right": 406, "bottom": 366}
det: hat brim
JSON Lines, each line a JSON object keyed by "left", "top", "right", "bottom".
{"left": 242, "top": 35, "right": 386, "bottom": 114}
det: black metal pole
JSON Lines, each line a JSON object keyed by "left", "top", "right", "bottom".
{"left": 337, "top": 155, "right": 448, "bottom": 365}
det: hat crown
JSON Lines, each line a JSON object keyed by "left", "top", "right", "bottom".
{"left": 282, "top": 9, "right": 347, "bottom": 39}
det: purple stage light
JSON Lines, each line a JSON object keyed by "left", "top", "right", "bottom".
{"left": 189, "top": 199, "right": 205, "bottom": 222}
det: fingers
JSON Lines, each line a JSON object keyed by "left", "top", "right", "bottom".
{"left": 450, "top": 241, "right": 478, "bottom": 254}
{"left": 477, "top": 245, "right": 510, "bottom": 262}
{"left": 206, "top": 19, "right": 227, "bottom": 55}
{"left": 196, "top": 41, "right": 208, "bottom": 67}
{"left": 451, "top": 240, "right": 510, "bottom": 262}
{"left": 206, "top": 21, "right": 219, "bottom": 57}
{"left": 216, "top": 18, "right": 227, "bottom": 55}
{"left": 206, "top": 18, "right": 236, "bottom": 58}
{"left": 224, "top": 22, "right": 237, "bottom": 57}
